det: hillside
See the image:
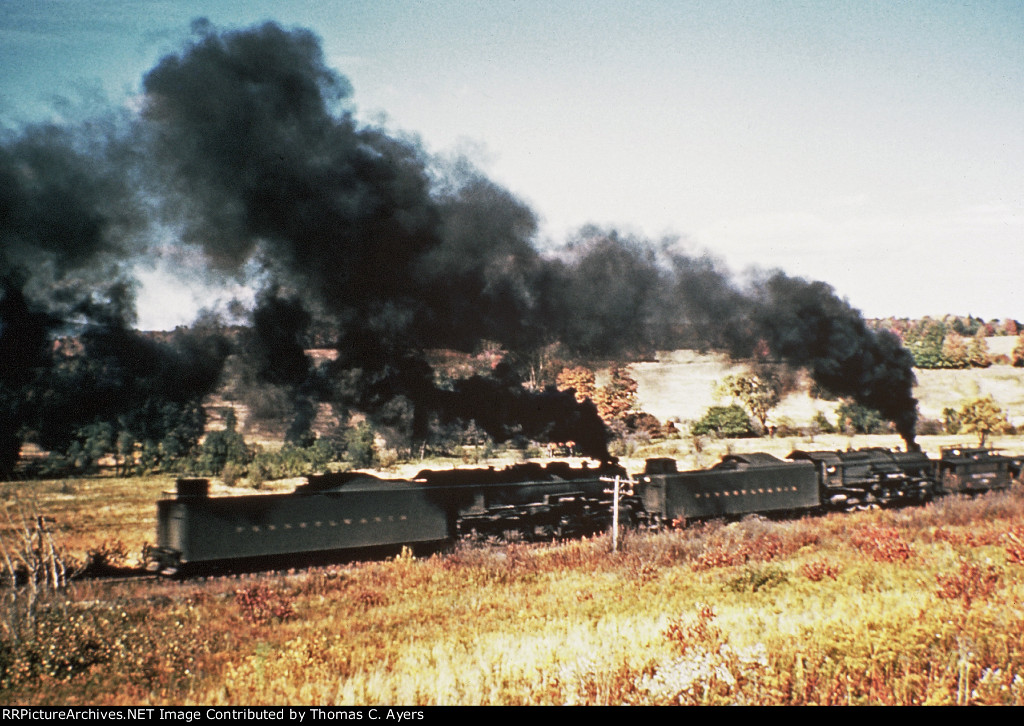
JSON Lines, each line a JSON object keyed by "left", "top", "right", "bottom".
{"left": 628, "top": 345, "right": 1024, "bottom": 429}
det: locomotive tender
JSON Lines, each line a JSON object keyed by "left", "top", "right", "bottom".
{"left": 150, "top": 446, "right": 1019, "bottom": 575}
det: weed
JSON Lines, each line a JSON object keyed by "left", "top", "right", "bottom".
{"left": 83, "top": 540, "right": 135, "bottom": 574}
{"left": 692, "top": 541, "right": 752, "bottom": 571}
{"left": 629, "top": 560, "right": 659, "bottom": 587}
{"left": 725, "top": 563, "right": 788, "bottom": 593}
{"left": 930, "top": 526, "right": 1005, "bottom": 548}
{"left": 1004, "top": 525, "right": 1024, "bottom": 565}
{"left": 801, "top": 559, "right": 840, "bottom": 582}
{"left": 643, "top": 605, "right": 769, "bottom": 704}
{"left": 935, "top": 559, "right": 1002, "bottom": 611}
{"left": 850, "top": 525, "right": 914, "bottom": 563}
{"left": 235, "top": 584, "right": 296, "bottom": 625}
{"left": 663, "top": 604, "right": 723, "bottom": 655}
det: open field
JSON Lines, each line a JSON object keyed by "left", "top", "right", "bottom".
{"left": 2, "top": 358, "right": 1024, "bottom": 706}
{"left": 0, "top": 477, "right": 1023, "bottom": 705}
{"left": 629, "top": 348, "right": 1024, "bottom": 427}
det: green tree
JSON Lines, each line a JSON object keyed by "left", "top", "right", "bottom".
{"left": 691, "top": 404, "right": 755, "bottom": 438}
{"left": 942, "top": 407, "right": 962, "bottom": 435}
{"left": 958, "top": 396, "right": 1010, "bottom": 447}
{"left": 715, "top": 370, "right": 782, "bottom": 432}
{"left": 67, "top": 421, "right": 115, "bottom": 473}
{"left": 906, "top": 319, "right": 947, "bottom": 368}
{"left": 115, "top": 430, "right": 137, "bottom": 476}
{"left": 344, "top": 422, "right": 377, "bottom": 469}
{"left": 836, "top": 400, "right": 886, "bottom": 435}
{"left": 195, "top": 408, "right": 251, "bottom": 477}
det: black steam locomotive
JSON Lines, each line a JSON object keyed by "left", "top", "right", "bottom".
{"left": 149, "top": 446, "right": 1020, "bottom": 575}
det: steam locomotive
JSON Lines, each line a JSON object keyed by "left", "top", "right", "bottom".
{"left": 149, "top": 446, "right": 1021, "bottom": 576}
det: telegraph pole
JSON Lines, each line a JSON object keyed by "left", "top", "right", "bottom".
{"left": 601, "top": 473, "right": 635, "bottom": 552}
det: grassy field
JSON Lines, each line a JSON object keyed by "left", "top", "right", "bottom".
{"left": 2, "top": 354, "right": 1024, "bottom": 705}
{"left": 630, "top": 348, "right": 1024, "bottom": 428}
{"left": 0, "top": 475, "right": 1022, "bottom": 705}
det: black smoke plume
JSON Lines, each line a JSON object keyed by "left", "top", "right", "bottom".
{"left": 0, "top": 18, "right": 921, "bottom": 475}
{"left": 142, "top": 20, "right": 440, "bottom": 323}
{"left": 533, "top": 226, "right": 919, "bottom": 444}
{"left": 749, "top": 273, "right": 918, "bottom": 445}
{"left": 0, "top": 60, "right": 230, "bottom": 476}
{"left": 141, "top": 20, "right": 610, "bottom": 456}
{"left": 0, "top": 277, "right": 55, "bottom": 474}
{"left": 436, "top": 367, "right": 609, "bottom": 460}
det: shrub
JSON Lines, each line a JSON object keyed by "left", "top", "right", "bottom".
{"left": 623, "top": 412, "right": 664, "bottom": 436}
{"left": 916, "top": 418, "right": 945, "bottom": 436}
{"left": 811, "top": 411, "right": 837, "bottom": 435}
{"left": 691, "top": 405, "right": 755, "bottom": 438}
{"left": 344, "top": 423, "right": 376, "bottom": 469}
{"left": 221, "top": 461, "right": 245, "bottom": 487}
{"left": 773, "top": 416, "right": 798, "bottom": 437}
{"left": 850, "top": 526, "right": 913, "bottom": 563}
{"left": 935, "top": 559, "right": 1001, "bottom": 610}
{"left": 725, "top": 563, "right": 788, "bottom": 593}
{"left": 836, "top": 401, "right": 887, "bottom": 435}
{"left": 235, "top": 584, "right": 296, "bottom": 625}
{"left": 801, "top": 559, "right": 840, "bottom": 581}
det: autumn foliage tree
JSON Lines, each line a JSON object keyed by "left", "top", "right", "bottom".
{"left": 967, "top": 331, "right": 991, "bottom": 368}
{"left": 957, "top": 396, "right": 1010, "bottom": 447}
{"left": 593, "top": 366, "right": 638, "bottom": 422}
{"left": 1013, "top": 335, "right": 1024, "bottom": 367}
{"left": 555, "top": 366, "right": 596, "bottom": 404}
{"left": 940, "top": 332, "right": 970, "bottom": 369}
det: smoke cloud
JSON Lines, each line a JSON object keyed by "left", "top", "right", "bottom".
{"left": 0, "top": 19, "right": 920, "bottom": 475}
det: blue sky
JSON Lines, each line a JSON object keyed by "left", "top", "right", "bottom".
{"left": 2, "top": 0, "right": 1022, "bottom": 327}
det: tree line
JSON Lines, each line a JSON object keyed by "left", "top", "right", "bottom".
{"left": 11, "top": 343, "right": 1018, "bottom": 483}
{"left": 870, "top": 316, "right": 1024, "bottom": 369}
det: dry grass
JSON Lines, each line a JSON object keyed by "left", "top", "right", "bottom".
{"left": 0, "top": 476, "right": 170, "bottom": 569}
{"left": 629, "top": 348, "right": 1024, "bottom": 428}
{"left": 1, "top": 477, "right": 1023, "bottom": 705}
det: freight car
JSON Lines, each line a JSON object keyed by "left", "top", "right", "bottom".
{"left": 149, "top": 446, "right": 1020, "bottom": 575}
